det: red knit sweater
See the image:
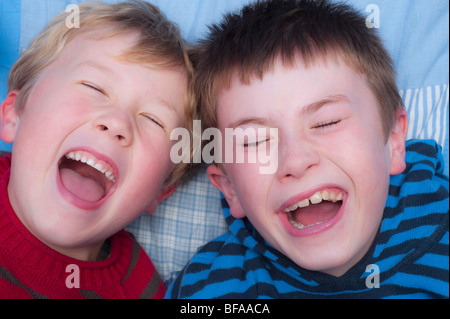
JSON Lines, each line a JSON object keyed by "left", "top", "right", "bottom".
{"left": 0, "top": 155, "right": 166, "bottom": 298}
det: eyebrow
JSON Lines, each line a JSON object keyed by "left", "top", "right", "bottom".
{"left": 76, "top": 61, "right": 122, "bottom": 84}
{"left": 228, "top": 94, "right": 350, "bottom": 129}
{"left": 77, "top": 61, "right": 178, "bottom": 114}
{"left": 229, "top": 117, "right": 269, "bottom": 129}
{"left": 152, "top": 98, "right": 178, "bottom": 115}
{"left": 300, "top": 94, "right": 351, "bottom": 117}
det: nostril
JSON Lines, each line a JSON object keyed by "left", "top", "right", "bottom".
{"left": 94, "top": 119, "right": 131, "bottom": 146}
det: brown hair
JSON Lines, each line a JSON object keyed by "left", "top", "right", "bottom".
{"left": 193, "top": 0, "right": 404, "bottom": 141}
{"left": 7, "top": 0, "right": 196, "bottom": 185}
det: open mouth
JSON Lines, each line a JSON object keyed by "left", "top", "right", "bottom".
{"left": 58, "top": 150, "right": 116, "bottom": 204}
{"left": 284, "top": 189, "right": 344, "bottom": 230}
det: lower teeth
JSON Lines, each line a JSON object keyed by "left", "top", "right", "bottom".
{"left": 287, "top": 212, "right": 327, "bottom": 229}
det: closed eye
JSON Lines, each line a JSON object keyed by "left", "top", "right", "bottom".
{"left": 313, "top": 119, "right": 341, "bottom": 129}
{"left": 81, "top": 82, "right": 107, "bottom": 96}
{"left": 142, "top": 114, "right": 165, "bottom": 130}
{"left": 244, "top": 138, "right": 270, "bottom": 148}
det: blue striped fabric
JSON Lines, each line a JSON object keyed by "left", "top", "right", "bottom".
{"left": 167, "top": 140, "right": 449, "bottom": 299}
{"left": 402, "top": 85, "right": 449, "bottom": 176}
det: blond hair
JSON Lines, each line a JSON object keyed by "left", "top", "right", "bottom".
{"left": 8, "top": 0, "right": 196, "bottom": 186}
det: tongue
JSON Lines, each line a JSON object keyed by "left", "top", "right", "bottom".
{"left": 60, "top": 168, "right": 105, "bottom": 203}
{"left": 294, "top": 201, "right": 340, "bottom": 226}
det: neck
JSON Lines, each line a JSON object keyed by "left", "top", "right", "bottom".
{"left": 47, "top": 241, "right": 105, "bottom": 262}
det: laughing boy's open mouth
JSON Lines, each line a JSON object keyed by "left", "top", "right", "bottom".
{"left": 284, "top": 190, "right": 343, "bottom": 229}
{"left": 58, "top": 150, "right": 116, "bottom": 203}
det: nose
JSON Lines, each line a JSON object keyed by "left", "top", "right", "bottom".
{"left": 93, "top": 110, "right": 133, "bottom": 147}
{"left": 276, "top": 137, "right": 320, "bottom": 182}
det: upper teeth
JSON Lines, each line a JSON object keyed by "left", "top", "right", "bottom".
{"left": 65, "top": 151, "right": 116, "bottom": 183}
{"left": 284, "top": 190, "right": 343, "bottom": 213}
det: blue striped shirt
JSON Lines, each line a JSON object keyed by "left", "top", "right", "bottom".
{"left": 167, "top": 140, "right": 449, "bottom": 299}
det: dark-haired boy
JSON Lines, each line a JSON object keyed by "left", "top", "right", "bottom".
{"left": 168, "top": 0, "right": 449, "bottom": 298}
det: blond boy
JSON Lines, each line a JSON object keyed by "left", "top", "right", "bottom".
{"left": 0, "top": 1, "right": 194, "bottom": 298}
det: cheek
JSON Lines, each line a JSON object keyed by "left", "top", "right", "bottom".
{"left": 123, "top": 154, "right": 173, "bottom": 211}
{"left": 323, "top": 126, "right": 391, "bottom": 210}
{"left": 21, "top": 92, "right": 88, "bottom": 137}
{"left": 347, "top": 144, "right": 390, "bottom": 232}
{"left": 329, "top": 119, "right": 390, "bottom": 172}
{"left": 358, "top": 139, "right": 391, "bottom": 179}
{"left": 229, "top": 164, "right": 272, "bottom": 210}
{"left": 136, "top": 139, "right": 175, "bottom": 181}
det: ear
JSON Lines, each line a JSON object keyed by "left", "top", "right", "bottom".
{"left": 207, "top": 164, "right": 246, "bottom": 219}
{"left": 388, "top": 108, "right": 408, "bottom": 175}
{"left": 0, "top": 90, "right": 20, "bottom": 143}
{"left": 144, "top": 183, "right": 178, "bottom": 215}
